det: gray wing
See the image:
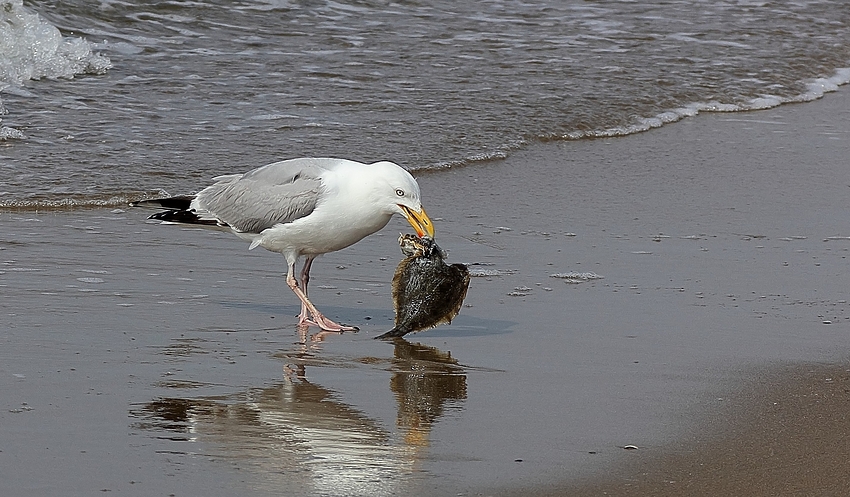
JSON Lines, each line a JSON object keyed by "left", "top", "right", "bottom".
{"left": 195, "top": 159, "right": 332, "bottom": 233}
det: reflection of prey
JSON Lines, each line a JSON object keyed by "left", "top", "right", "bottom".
{"left": 132, "top": 339, "right": 467, "bottom": 497}
{"left": 389, "top": 339, "right": 467, "bottom": 449}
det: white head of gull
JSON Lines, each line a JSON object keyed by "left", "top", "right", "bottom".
{"left": 131, "top": 157, "right": 434, "bottom": 332}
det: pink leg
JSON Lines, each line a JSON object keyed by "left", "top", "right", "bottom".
{"left": 296, "top": 256, "right": 315, "bottom": 325}
{"left": 300, "top": 256, "right": 314, "bottom": 294}
{"left": 286, "top": 258, "right": 358, "bottom": 332}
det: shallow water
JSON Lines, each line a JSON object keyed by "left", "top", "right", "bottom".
{"left": 2, "top": 0, "right": 850, "bottom": 207}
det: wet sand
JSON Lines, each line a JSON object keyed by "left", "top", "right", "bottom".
{"left": 3, "top": 87, "right": 850, "bottom": 496}
{"left": 556, "top": 363, "right": 850, "bottom": 497}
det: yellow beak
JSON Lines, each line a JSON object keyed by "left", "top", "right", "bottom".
{"left": 399, "top": 205, "right": 435, "bottom": 238}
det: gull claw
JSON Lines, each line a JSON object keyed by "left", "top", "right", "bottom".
{"left": 302, "top": 312, "right": 358, "bottom": 333}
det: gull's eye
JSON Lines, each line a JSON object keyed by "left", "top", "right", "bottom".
{"left": 395, "top": 189, "right": 405, "bottom": 197}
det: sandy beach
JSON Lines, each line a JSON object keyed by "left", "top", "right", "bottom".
{"left": 3, "top": 87, "right": 850, "bottom": 496}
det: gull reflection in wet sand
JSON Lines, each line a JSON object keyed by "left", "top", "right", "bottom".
{"left": 131, "top": 335, "right": 467, "bottom": 496}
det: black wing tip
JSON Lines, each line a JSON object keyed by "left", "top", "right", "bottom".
{"left": 129, "top": 195, "right": 195, "bottom": 210}
{"left": 147, "top": 209, "right": 219, "bottom": 226}
{"left": 132, "top": 195, "right": 220, "bottom": 227}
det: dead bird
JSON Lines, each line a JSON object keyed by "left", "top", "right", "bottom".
{"left": 376, "top": 234, "right": 470, "bottom": 339}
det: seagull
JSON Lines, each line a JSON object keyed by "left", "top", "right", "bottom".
{"left": 131, "top": 158, "right": 434, "bottom": 332}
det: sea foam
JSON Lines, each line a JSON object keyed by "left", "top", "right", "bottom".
{"left": 0, "top": 0, "right": 112, "bottom": 139}
{"left": 559, "top": 67, "right": 850, "bottom": 141}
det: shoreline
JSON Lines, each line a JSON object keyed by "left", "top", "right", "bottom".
{"left": 3, "top": 87, "right": 850, "bottom": 495}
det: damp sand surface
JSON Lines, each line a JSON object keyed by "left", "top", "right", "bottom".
{"left": 3, "top": 90, "right": 850, "bottom": 496}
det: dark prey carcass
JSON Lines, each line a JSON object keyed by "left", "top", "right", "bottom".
{"left": 376, "top": 234, "right": 470, "bottom": 339}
